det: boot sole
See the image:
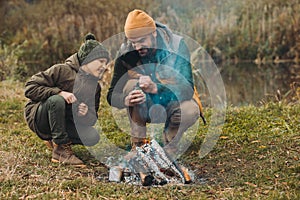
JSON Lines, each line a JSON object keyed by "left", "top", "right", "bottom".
{"left": 51, "top": 158, "right": 86, "bottom": 168}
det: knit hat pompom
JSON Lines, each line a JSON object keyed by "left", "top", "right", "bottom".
{"left": 78, "top": 33, "right": 109, "bottom": 65}
{"left": 85, "top": 33, "right": 96, "bottom": 41}
{"left": 124, "top": 9, "right": 156, "bottom": 39}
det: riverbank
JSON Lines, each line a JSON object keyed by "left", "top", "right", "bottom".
{"left": 0, "top": 80, "right": 299, "bottom": 199}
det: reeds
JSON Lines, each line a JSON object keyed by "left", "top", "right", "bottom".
{"left": 0, "top": 0, "right": 299, "bottom": 80}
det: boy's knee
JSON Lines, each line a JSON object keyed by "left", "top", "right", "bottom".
{"left": 47, "top": 95, "right": 65, "bottom": 109}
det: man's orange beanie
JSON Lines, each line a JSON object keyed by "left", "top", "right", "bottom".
{"left": 124, "top": 9, "right": 156, "bottom": 39}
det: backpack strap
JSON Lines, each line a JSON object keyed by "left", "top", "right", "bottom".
{"left": 193, "top": 86, "right": 206, "bottom": 124}
{"left": 172, "top": 34, "right": 206, "bottom": 124}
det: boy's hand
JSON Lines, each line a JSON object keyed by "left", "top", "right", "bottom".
{"left": 77, "top": 103, "right": 88, "bottom": 116}
{"left": 59, "top": 91, "right": 77, "bottom": 104}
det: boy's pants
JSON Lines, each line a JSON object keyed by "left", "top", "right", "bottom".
{"left": 35, "top": 95, "right": 99, "bottom": 146}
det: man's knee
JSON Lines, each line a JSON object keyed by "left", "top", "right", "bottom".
{"left": 123, "top": 79, "right": 138, "bottom": 95}
{"left": 180, "top": 100, "right": 200, "bottom": 123}
{"left": 168, "top": 100, "right": 199, "bottom": 127}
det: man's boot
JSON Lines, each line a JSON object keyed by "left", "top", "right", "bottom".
{"left": 51, "top": 142, "right": 85, "bottom": 167}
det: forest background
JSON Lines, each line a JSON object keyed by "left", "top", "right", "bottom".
{"left": 0, "top": 0, "right": 299, "bottom": 82}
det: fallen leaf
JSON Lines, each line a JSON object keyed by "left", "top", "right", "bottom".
{"left": 244, "top": 182, "right": 257, "bottom": 187}
{"left": 259, "top": 145, "right": 267, "bottom": 149}
{"left": 220, "top": 136, "right": 229, "bottom": 139}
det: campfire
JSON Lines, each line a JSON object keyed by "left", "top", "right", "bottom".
{"left": 108, "top": 139, "right": 192, "bottom": 186}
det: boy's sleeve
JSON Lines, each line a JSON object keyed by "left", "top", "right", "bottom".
{"left": 25, "top": 65, "right": 63, "bottom": 101}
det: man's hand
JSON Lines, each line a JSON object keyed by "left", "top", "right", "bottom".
{"left": 58, "top": 91, "right": 77, "bottom": 104}
{"left": 77, "top": 103, "right": 88, "bottom": 116}
{"left": 139, "top": 76, "right": 157, "bottom": 94}
{"left": 124, "top": 89, "right": 146, "bottom": 107}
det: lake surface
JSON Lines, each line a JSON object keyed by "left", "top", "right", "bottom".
{"left": 200, "top": 62, "right": 299, "bottom": 106}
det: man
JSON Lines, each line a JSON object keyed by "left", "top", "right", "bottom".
{"left": 24, "top": 33, "right": 109, "bottom": 167}
{"left": 107, "top": 9, "right": 200, "bottom": 158}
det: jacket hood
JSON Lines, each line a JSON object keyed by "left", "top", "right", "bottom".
{"left": 155, "top": 21, "right": 176, "bottom": 51}
{"left": 65, "top": 53, "right": 81, "bottom": 72}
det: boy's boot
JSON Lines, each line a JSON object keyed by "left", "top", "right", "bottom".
{"left": 51, "top": 142, "right": 85, "bottom": 167}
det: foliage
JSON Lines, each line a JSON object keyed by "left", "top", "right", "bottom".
{"left": 0, "top": 81, "right": 299, "bottom": 199}
{"left": 0, "top": 0, "right": 153, "bottom": 78}
{"left": 1, "top": 0, "right": 300, "bottom": 80}
{"left": 185, "top": 0, "right": 300, "bottom": 61}
{"left": 0, "top": 42, "right": 28, "bottom": 81}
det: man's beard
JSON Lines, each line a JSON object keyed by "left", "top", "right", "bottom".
{"left": 138, "top": 48, "right": 153, "bottom": 57}
{"left": 138, "top": 35, "right": 156, "bottom": 57}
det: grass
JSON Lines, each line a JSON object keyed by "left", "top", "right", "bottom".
{"left": 0, "top": 80, "right": 299, "bottom": 200}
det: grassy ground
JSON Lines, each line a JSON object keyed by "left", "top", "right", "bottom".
{"left": 0, "top": 80, "right": 299, "bottom": 200}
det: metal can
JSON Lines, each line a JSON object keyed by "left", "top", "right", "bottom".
{"left": 108, "top": 166, "right": 123, "bottom": 182}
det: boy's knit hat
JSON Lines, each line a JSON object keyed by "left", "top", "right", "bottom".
{"left": 77, "top": 33, "right": 109, "bottom": 65}
{"left": 124, "top": 9, "right": 156, "bottom": 39}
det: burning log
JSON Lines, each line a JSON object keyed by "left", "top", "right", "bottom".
{"left": 108, "top": 139, "right": 192, "bottom": 186}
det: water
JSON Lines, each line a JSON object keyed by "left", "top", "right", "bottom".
{"left": 200, "top": 62, "right": 299, "bottom": 106}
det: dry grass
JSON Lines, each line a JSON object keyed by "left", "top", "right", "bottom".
{"left": 0, "top": 80, "right": 299, "bottom": 199}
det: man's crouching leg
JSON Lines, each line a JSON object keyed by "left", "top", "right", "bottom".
{"left": 129, "top": 105, "right": 147, "bottom": 150}
{"left": 162, "top": 100, "right": 199, "bottom": 183}
{"left": 123, "top": 79, "right": 148, "bottom": 151}
{"left": 163, "top": 100, "right": 200, "bottom": 159}
{"left": 123, "top": 104, "right": 148, "bottom": 162}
